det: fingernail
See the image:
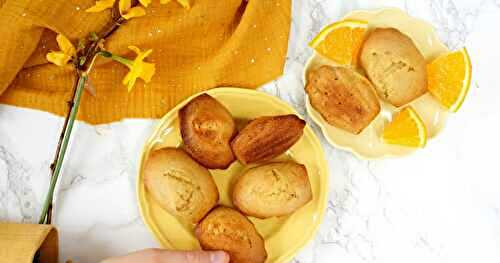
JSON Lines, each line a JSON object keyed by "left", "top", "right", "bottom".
{"left": 210, "top": 251, "right": 228, "bottom": 263}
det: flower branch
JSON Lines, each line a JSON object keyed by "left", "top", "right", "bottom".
{"left": 38, "top": 0, "right": 159, "bottom": 225}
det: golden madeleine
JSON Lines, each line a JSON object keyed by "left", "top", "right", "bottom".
{"left": 360, "top": 28, "right": 427, "bottom": 107}
{"left": 232, "top": 161, "right": 312, "bottom": 218}
{"left": 306, "top": 65, "right": 381, "bottom": 134}
{"left": 231, "top": 115, "right": 305, "bottom": 164}
{"left": 195, "top": 206, "right": 267, "bottom": 263}
{"left": 179, "top": 94, "right": 236, "bottom": 169}
{"left": 143, "top": 148, "right": 219, "bottom": 224}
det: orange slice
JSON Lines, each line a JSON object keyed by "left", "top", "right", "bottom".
{"left": 309, "top": 20, "right": 368, "bottom": 65}
{"left": 427, "top": 48, "right": 472, "bottom": 112}
{"left": 382, "top": 107, "right": 427, "bottom": 148}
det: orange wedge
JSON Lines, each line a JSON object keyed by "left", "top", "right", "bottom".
{"left": 427, "top": 48, "right": 472, "bottom": 112}
{"left": 382, "top": 107, "right": 427, "bottom": 148}
{"left": 309, "top": 20, "right": 368, "bottom": 65}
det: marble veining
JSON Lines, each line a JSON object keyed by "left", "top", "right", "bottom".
{"left": 0, "top": 145, "right": 40, "bottom": 223}
{"left": 2, "top": 0, "right": 500, "bottom": 262}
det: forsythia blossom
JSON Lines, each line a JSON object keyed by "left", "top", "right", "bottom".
{"left": 46, "top": 34, "right": 76, "bottom": 66}
{"left": 85, "top": 0, "right": 190, "bottom": 19}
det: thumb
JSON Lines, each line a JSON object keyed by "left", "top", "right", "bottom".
{"left": 160, "top": 250, "right": 229, "bottom": 263}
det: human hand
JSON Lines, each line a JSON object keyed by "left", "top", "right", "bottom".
{"left": 101, "top": 249, "right": 229, "bottom": 263}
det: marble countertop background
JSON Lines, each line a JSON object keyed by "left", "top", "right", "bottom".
{"left": 1, "top": 0, "right": 500, "bottom": 262}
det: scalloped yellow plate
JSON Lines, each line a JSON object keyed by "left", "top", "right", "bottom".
{"left": 304, "top": 8, "right": 452, "bottom": 159}
{"left": 137, "top": 88, "right": 329, "bottom": 263}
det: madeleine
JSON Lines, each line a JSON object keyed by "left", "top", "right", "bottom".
{"left": 231, "top": 115, "right": 305, "bottom": 164}
{"left": 360, "top": 27, "right": 427, "bottom": 107}
{"left": 179, "top": 94, "right": 236, "bottom": 169}
{"left": 143, "top": 148, "right": 219, "bottom": 223}
{"left": 232, "top": 161, "right": 312, "bottom": 218}
{"left": 306, "top": 65, "right": 380, "bottom": 134}
{"left": 195, "top": 206, "right": 267, "bottom": 263}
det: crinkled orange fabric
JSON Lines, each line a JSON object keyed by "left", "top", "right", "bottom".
{"left": 0, "top": 0, "right": 291, "bottom": 124}
{"left": 0, "top": 223, "right": 58, "bottom": 263}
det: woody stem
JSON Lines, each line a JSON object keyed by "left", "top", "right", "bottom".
{"left": 39, "top": 5, "right": 127, "bottom": 225}
{"left": 38, "top": 72, "right": 88, "bottom": 224}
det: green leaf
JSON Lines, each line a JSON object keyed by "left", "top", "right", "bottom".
{"left": 77, "top": 39, "right": 86, "bottom": 50}
{"left": 79, "top": 57, "right": 86, "bottom": 66}
{"left": 89, "top": 32, "right": 99, "bottom": 41}
{"left": 98, "top": 51, "right": 112, "bottom": 58}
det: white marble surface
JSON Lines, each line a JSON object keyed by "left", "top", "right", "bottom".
{"left": 1, "top": 0, "right": 500, "bottom": 262}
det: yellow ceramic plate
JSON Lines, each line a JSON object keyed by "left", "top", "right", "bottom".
{"left": 137, "top": 88, "right": 329, "bottom": 263}
{"left": 304, "top": 8, "right": 450, "bottom": 159}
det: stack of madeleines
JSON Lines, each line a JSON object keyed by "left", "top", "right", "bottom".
{"left": 144, "top": 94, "right": 313, "bottom": 263}
{"left": 306, "top": 27, "right": 428, "bottom": 134}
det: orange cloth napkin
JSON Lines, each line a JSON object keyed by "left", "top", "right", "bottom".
{"left": 0, "top": 223, "right": 58, "bottom": 263}
{"left": 0, "top": 0, "right": 291, "bottom": 124}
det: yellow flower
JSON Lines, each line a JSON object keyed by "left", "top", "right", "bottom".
{"left": 46, "top": 34, "right": 76, "bottom": 66}
{"left": 86, "top": 0, "right": 147, "bottom": 20}
{"left": 112, "top": 46, "right": 156, "bottom": 92}
{"left": 119, "top": 0, "right": 147, "bottom": 19}
{"left": 85, "top": 0, "right": 114, "bottom": 12}
{"left": 138, "top": 0, "right": 152, "bottom": 7}
{"left": 161, "top": 0, "right": 191, "bottom": 9}
{"left": 86, "top": 0, "right": 190, "bottom": 16}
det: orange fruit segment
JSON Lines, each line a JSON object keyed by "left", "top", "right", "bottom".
{"left": 427, "top": 47, "right": 472, "bottom": 112}
{"left": 309, "top": 20, "right": 368, "bottom": 65}
{"left": 382, "top": 107, "right": 427, "bottom": 148}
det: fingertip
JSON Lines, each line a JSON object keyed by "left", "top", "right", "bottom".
{"left": 209, "top": 251, "right": 229, "bottom": 263}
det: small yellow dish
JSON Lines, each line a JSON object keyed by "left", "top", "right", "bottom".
{"left": 304, "top": 8, "right": 451, "bottom": 159}
{"left": 137, "top": 88, "right": 329, "bottom": 263}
